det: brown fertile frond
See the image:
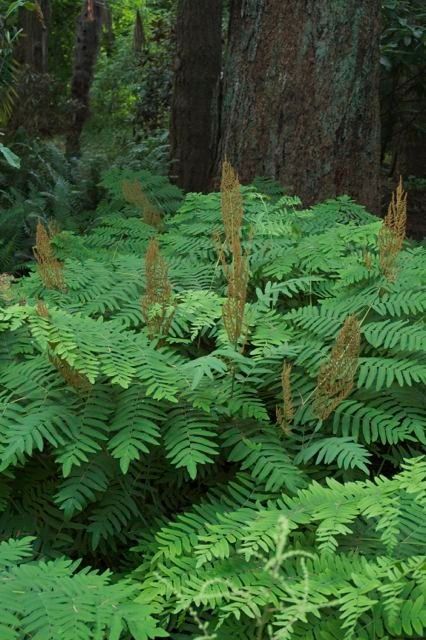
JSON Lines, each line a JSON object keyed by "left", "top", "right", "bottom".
{"left": 276, "top": 361, "right": 294, "bottom": 434}
{"left": 363, "top": 250, "right": 373, "bottom": 271}
{"left": 313, "top": 315, "right": 361, "bottom": 421}
{"left": 35, "top": 300, "right": 90, "bottom": 391}
{"left": 221, "top": 160, "right": 244, "bottom": 248}
{"left": 50, "top": 354, "right": 92, "bottom": 393}
{"left": 378, "top": 177, "right": 407, "bottom": 282}
{"left": 141, "top": 237, "right": 175, "bottom": 340}
{"left": 0, "top": 274, "right": 14, "bottom": 304}
{"left": 33, "top": 222, "right": 66, "bottom": 291}
{"left": 36, "top": 300, "right": 49, "bottom": 318}
{"left": 122, "top": 180, "right": 163, "bottom": 229}
{"left": 219, "top": 160, "right": 250, "bottom": 349}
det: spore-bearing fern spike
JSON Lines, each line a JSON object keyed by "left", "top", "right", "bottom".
{"left": 218, "top": 160, "right": 251, "bottom": 349}
{"left": 33, "top": 222, "right": 66, "bottom": 291}
{"left": 35, "top": 299, "right": 49, "bottom": 318}
{"left": 378, "top": 177, "right": 407, "bottom": 282}
{"left": 276, "top": 361, "right": 294, "bottom": 433}
{"left": 313, "top": 315, "right": 361, "bottom": 420}
{"left": 49, "top": 353, "right": 93, "bottom": 392}
{"left": 0, "top": 273, "right": 14, "bottom": 303}
{"left": 34, "top": 301, "right": 92, "bottom": 391}
{"left": 122, "top": 179, "right": 163, "bottom": 229}
{"left": 141, "top": 237, "right": 175, "bottom": 339}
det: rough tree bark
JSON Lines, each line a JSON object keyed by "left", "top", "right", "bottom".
{"left": 66, "top": 0, "right": 104, "bottom": 156}
{"left": 16, "top": 0, "right": 50, "bottom": 73}
{"left": 217, "top": 0, "right": 382, "bottom": 213}
{"left": 170, "top": 0, "right": 222, "bottom": 193}
{"left": 133, "top": 9, "right": 146, "bottom": 54}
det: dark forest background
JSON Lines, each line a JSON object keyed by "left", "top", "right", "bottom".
{"left": 1, "top": 0, "right": 425, "bottom": 268}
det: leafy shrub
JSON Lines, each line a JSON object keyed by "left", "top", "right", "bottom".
{"left": 0, "top": 172, "right": 424, "bottom": 638}
{"left": 135, "top": 457, "right": 426, "bottom": 639}
{"left": 0, "top": 537, "right": 163, "bottom": 640}
{"left": 0, "top": 139, "right": 105, "bottom": 272}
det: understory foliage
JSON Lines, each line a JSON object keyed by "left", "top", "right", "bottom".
{"left": 0, "top": 170, "right": 425, "bottom": 639}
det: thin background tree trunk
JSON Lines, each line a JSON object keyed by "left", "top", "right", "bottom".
{"left": 170, "top": 0, "right": 222, "bottom": 193}
{"left": 133, "top": 9, "right": 146, "bottom": 54}
{"left": 66, "top": 0, "right": 104, "bottom": 156}
{"left": 217, "top": 0, "right": 382, "bottom": 213}
{"left": 16, "top": 0, "right": 50, "bottom": 73}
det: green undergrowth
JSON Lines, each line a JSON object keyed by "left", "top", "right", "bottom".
{"left": 0, "top": 171, "right": 425, "bottom": 639}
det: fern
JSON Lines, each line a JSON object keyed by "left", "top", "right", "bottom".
{"left": 294, "top": 436, "right": 371, "bottom": 474}
{"left": 363, "top": 318, "right": 426, "bottom": 351}
{"left": 0, "top": 538, "right": 164, "bottom": 640}
{"left": 357, "top": 355, "right": 426, "bottom": 390}
{"left": 163, "top": 407, "right": 220, "bottom": 479}
{"left": 0, "top": 174, "right": 424, "bottom": 638}
{"left": 137, "top": 458, "right": 426, "bottom": 639}
{"left": 223, "top": 427, "right": 306, "bottom": 493}
{"left": 100, "top": 168, "right": 183, "bottom": 217}
{"left": 108, "top": 386, "right": 165, "bottom": 473}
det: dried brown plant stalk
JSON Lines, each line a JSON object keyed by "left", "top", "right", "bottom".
{"left": 33, "top": 222, "right": 66, "bottom": 291}
{"left": 36, "top": 300, "right": 49, "bottom": 318}
{"left": 34, "top": 300, "right": 90, "bottom": 391}
{"left": 0, "top": 274, "right": 14, "bottom": 303}
{"left": 50, "top": 354, "right": 92, "bottom": 392}
{"left": 219, "top": 160, "right": 250, "bottom": 349}
{"left": 313, "top": 315, "right": 361, "bottom": 421}
{"left": 378, "top": 177, "right": 407, "bottom": 282}
{"left": 122, "top": 180, "right": 163, "bottom": 229}
{"left": 141, "top": 237, "right": 175, "bottom": 339}
{"left": 363, "top": 250, "right": 373, "bottom": 271}
{"left": 276, "top": 361, "right": 294, "bottom": 434}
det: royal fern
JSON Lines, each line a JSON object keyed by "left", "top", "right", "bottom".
{"left": 0, "top": 170, "right": 424, "bottom": 638}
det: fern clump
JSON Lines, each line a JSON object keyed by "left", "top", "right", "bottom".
{"left": 136, "top": 458, "right": 426, "bottom": 639}
{"left": 141, "top": 237, "right": 175, "bottom": 339}
{"left": 0, "top": 537, "right": 164, "bottom": 640}
{"left": 0, "top": 168, "right": 424, "bottom": 638}
{"left": 33, "top": 221, "right": 66, "bottom": 291}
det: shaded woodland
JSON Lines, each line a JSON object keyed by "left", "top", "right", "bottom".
{"left": 0, "top": 2, "right": 425, "bottom": 639}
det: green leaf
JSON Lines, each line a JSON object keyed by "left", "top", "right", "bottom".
{"left": 0, "top": 143, "right": 20, "bottom": 169}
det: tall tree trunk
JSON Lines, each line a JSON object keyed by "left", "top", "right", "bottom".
{"left": 133, "top": 9, "right": 146, "bottom": 54}
{"left": 170, "top": 0, "right": 222, "bottom": 193}
{"left": 218, "top": 0, "right": 381, "bottom": 213}
{"left": 101, "top": 2, "right": 115, "bottom": 57}
{"left": 66, "top": 0, "right": 103, "bottom": 156}
{"left": 16, "top": 0, "right": 50, "bottom": 73}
